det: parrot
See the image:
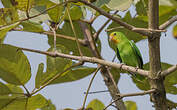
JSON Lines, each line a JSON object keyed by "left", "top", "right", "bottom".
{"left": 109, "top": 32, "right": 144, "bottom": 79}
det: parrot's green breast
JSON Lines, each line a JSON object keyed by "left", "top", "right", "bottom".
{"left": 117, "top": 41, "right": 139, "bottom": 67}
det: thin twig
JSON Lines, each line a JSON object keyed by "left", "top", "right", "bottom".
{"left": 82, "top": 66, "right": 101, "bottom": 109}
{"left": 159, "top": 15, "right": 177, "bottom": 30}
{"left": 26, "top": 0, "right": 30, "bottom": 18}
{"left": 104, "top": 89, "right": 156, "bottom": 110}
{"left": 93, "top": 11, "right": 119, "bottom": 41}
{"left": 12, "top": 28, "right": 87, "bottom": 45}
{"left": 31, "top": 62, "right": 83, "bottom": 95}
{"left": 19, "top": 47, "right": 149, "bottom": 77}
{"left": 105, "top": 26, "right": 124, "bottom": 32}
{"left": 66, "top": 2, "right": 83, "bottom": 56}
{"left": 84, "top": 90, "right": 108, "bottom": 94}
{"left": 161, "top": 64, "right": 177, "bottom": 77}
{"left": 22, "top": 85, "right": 31, "bottom": 97}
{"left": 132, "top": 28, "right": 166, "bottom": 32}
{"left": 50, "top": 27, "right": 57, "bottom": 50}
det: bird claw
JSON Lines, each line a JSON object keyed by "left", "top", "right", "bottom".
{"left": 120, "top": 63, "right": 125, "bottom": 71}
{"left": 135, "top": 67, "right": 139, "bottom": 72}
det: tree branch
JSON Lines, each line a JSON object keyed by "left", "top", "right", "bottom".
{"left": 104, "top": 89, "right": 156, "bottom": 110}
{"left": 159, "top": 15, "right": 177, "bottom": 30}
{"left": 148, "top": 0, "right": 167, "bottom": 109}
{"left": 43, "top": 31, "right": 87, "bottom": 46}
{"left": 161, "top": 64, "right": 177, "bottom": 77}
{"left": 79, "top": 21, "right": 127, "bottom": 110}
{"left": 19, "top": 47, "right": 149, "bottom": 77}
{"left": 12, "top": 28, "right": 87, "bottom": 46}
{"left": 77, "top": 0, "right": 152, "bottom": 36}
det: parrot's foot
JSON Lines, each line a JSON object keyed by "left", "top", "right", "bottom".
{"left": 120, "top": 63, "right": 125, "bottom": 71}
{"left": 135, "top": 67, "right": 139, "bottom": 72}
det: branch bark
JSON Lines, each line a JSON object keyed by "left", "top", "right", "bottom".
{"left": 19, "top": 47, "right": 149, "bottom": 77}
{"left": 161, "top": 64, "right": 177, "bottom": 77}
{"left": 104, "top": 89, "right": 156, "bottom": 110}
{"left": 148, "top": 0, "right": 167, "bottom": 109}
{"left": 79, "top": 21, "right": 127, "bottom": 110}
{"left": 159, "top": 15, "right": 177, "bottom": 30}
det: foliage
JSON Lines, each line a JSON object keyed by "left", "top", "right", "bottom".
{"left": 0, "top": 0, "right": 177, "bottom": 109}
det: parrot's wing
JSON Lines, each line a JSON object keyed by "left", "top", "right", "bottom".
{"left": 129, "top": 41, "right": 143, "bottom": 69}
{"left": 116, "top": 47, "right": 122, "bottom": 63}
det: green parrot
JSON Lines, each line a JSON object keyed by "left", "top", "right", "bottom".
{"left": 109, "top": 32, "right": 144, "bottom": 78}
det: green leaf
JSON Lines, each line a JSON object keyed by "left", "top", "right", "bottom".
{"left": 106, "top": 0, "right": 133, "bottom": 11}
{"left": 110, "top": 67, "right": 120, "bottom": 84}
{"left": 85, "top": 0, "right": 110, "bottom": 16}
{"left": 135, "top": 0, "right": 147, "bottom": 16}
{"left": 18, "top": 7, "right": 50, "bottom": 23}
{"left": 34, "top": 0, "right": 51, "bottom": 6}
{"left": 0, "top": 84, "right": 24, "bottom": 109}
{"left": 50, "top": 65, "right": 96, "bottom": 84}
{"left": 0, "top": 8, "right": 19, "bottom": 26}
{"left": 40, "top": 100, "right": 56, "bottom": 110}
{"left": 6, "top": 84, "right": 24, "bottom": 94}
{"left": 159, "top": 0, "right": 176, "bottom": 6}
{"left": 166, "top": 98, "right": 177, "bottom": 110}
{"left": 13, "top": 0, "right": 34, "bottom": 11}
{"left": 0, "top": 94, "right": 48, "bottom": 110}
{"left": 1, "top": 0, "right": 35, "bottom": 11}
{"left": 1, "top": 0, "right": 13, "bottom": 8}
{"left": 0, "top": 82, "right": 11, "bottom": 95}
{"left": 35, "top": 45, "right": 72, "bottom": 88}
{"left": 0, "top": 22, "right": 20, "bottom": 43}
{"left": 133, "top": 62, "right": 177, "bottom": 94}
{"left": 0, "top": 84, "right": 24, "bottom": 100}
{"left": 47, "top": 1, "right": 64, "bottom": 22}
{"left": 0, "top": 44, "right": 31, "bottom": 85}
{"left": 159, "top": 6, "right": 177, "bottom": 25}
{"left": 20, "top": 20, "right": 44, "bottom": 32}
{"left": 64, "top": 4, "right": 83, "bottom": 21}
{"left": 27, "top": 94, "right": 48, "bottom": 110}
{"left": 137, "top": 5, "right": 177, "bottom": 25}
{"left": 86, "top": 99, "right": 105, "bottom": 110}
{"left": 93, "top": 0, "right": 110, "bottom": 7}
{"left": 48, "top": 21, "right": 101, "bottom": 56}
{"left": 125, "top": 101, "right": 137, "bottom": 110}
{"left": 172, "top": 24, "right": 177, "bottom": 39}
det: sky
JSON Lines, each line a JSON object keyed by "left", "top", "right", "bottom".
{"left": 1, "top": 1, "right": 177, "bottom": 110}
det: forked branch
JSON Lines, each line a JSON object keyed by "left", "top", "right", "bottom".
{"left": 104, "top": 89, "right": 156, "bottom": 110}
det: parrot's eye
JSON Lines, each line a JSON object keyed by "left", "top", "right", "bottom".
{"left": 113, "top": 33, "right": 116, "bottom": 36}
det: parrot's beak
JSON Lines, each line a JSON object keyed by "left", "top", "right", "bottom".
{"left": 109, "top": 35, "right": 113, "bottom": 42}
